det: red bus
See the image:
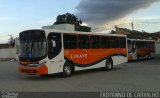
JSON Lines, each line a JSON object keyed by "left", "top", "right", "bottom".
{"left": 127, "top": 39, "right": 155, "bottom": 61}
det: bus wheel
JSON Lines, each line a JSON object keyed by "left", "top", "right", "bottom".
{"left": 105, "top": 59, "right": 113, "bottom": 71}
{"left": 63, "top": 62, "right": 73, "bottom": 77}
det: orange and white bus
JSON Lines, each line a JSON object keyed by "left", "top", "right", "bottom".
{"left": 127, "top": 39, "right": 155, "bottom": 61}
{"left": 18, "top": 29, "right": 128, "bottom": 77}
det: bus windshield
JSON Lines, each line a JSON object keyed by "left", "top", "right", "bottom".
{"left": 20, "top": 39, "right": 46, "bottom": 57}
{"left": 19, "top": 30, "right": 47, "bottom": 60}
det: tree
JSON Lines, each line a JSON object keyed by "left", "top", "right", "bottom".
{"left": 54, "top": 13, "right": 91, "bottom": 32}
{"left": 8, "top": 35, "right": 15, "bottom": 47}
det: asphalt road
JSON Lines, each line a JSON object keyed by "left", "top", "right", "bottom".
{"left": 0, "top": 59, "right": 160, "bottom": 92}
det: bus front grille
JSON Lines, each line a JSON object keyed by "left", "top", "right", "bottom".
{"left": 21, "top": 69, "right": 37, "bottom": 73}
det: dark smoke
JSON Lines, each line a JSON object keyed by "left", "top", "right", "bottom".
{"left": 76, "top": 0, "right": 159, "bottom": 26}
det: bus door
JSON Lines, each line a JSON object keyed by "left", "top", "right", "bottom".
{"left": 132, "top": 41, "right": 137, "bottom": 60}
{"left": 127, "top": 40, "right": 137, "bottom": 60}
{"left": 47, "top": 33, "right": 64, "bottom": 73}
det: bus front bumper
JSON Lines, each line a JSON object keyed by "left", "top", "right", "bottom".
{"left": 18, "top": 65, "right": 48, "bottom": 75}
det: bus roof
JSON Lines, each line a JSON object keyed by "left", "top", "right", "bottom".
{"left": 44, "top": 29, "right": 127, "bottom": 37}
{"left": 127, "top": 38, "right": 155, "bottom": 42}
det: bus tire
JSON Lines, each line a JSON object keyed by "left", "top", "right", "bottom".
{"left": 104, "top": 59, "right": 113, "bottom": 71}
{"left": 62, "top": 62, "right": 73, "bottom": 77}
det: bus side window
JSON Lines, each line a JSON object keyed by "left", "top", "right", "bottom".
{"left": 110, "top": 37, "right": 119, "bottom": 48}
{"left": 101, "top": 36, "right": 110, "bottom": 48}
{"left": 90, "top": 36, "right": 100, "bottom": 49}
{"left": 136, "top": 41, "right": 140, "bottom": 48}
{"left": 63, "top": 34, "right": 77, "bottom": 49}
{"left": 78, "top": 35, "right": 90, "bottom": 49}
{"left": 119, "top": 37, "right": 126, "bottom": 48}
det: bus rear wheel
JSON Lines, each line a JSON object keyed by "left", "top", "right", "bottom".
{"left": 63, "top": 62, "right": 73, "bottom": 77}
{"left": 104, "top": 59, "right": 113, "bottom": 71}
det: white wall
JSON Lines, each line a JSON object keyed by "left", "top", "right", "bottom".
{"left": 42, "top": 24, "right": 75, "bottom": 31}
{"left": 155, "top": 43, "right": 160, "bottom": 58}
{"left": 0, "top": 48, "right": 17, "bottom": 59}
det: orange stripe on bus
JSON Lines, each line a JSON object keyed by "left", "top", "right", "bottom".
{"left": 64, "top": 48, "right": 127, "bottom": 64}
{"left": 137, "top": 48, "right": 154, "bottom": 57}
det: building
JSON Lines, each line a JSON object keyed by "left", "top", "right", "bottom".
{"left": 42, "top": 24, "right": 75, "bottom": 31}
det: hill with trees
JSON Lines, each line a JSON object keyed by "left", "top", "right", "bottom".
{"left": 111, "top": 26, "right": 160, "bottom": 42}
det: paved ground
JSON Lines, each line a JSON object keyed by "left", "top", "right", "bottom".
{"left": 0, "top": 59, "right": 160, "bottom": 92}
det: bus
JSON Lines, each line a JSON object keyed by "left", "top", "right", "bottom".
{"left": 127, "top": 39, "right": 155, "bottom": 61}
{"left": 18, "top": 29, "right": 128, "bottom": 77}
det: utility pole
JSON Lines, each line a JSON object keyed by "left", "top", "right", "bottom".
{"left": 131, "top": 21, "right": 134, "bottom": 31}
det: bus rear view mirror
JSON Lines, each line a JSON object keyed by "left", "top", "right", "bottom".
{"left": 133, "top": 45, "right": 136, "bottom": 49}
{"left": 51, "top": 40, "right": 56, "bottom": 47}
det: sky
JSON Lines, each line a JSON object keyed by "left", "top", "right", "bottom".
{"left": 0, "top": 0, "right": 160, "bottom": 43}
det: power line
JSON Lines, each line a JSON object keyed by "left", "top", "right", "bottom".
{"left": 135, "top": 22, "right": 160, "bottom": 24}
